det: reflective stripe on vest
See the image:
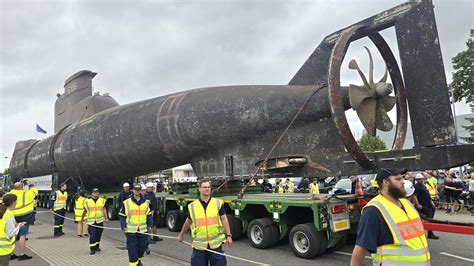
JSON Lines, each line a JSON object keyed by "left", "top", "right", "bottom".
{"left": 0, "top": 210, "right": 15, "bottom": 255}
{"left": 123, "top": 198, "right": 150, "bottom": 233}
{"left": 9, "top": 190, "right": 35, "bottom": 217}
{"left": 54, "top": 191, "right": 68, "bottom": 211}
{"left": 188, "top": 198, "right": 225, "bottom": 250}
{"left": 365, "top": 195, "right": 430, "bottom": 265}
{"left": 74, "top": 196, "right": 87, "bottom": 221}
{"left": 85, "top": 198, "right": 106, "bottom": 225}
{"left": 310, "top": 183, "right": 319, "bottom": 194}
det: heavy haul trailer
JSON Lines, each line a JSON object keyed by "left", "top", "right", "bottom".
{"left": 8, "top": 0, "right": 474, "bottom": 260}
{"left": 156, "top": 183, "right": 362, "bottom": 259}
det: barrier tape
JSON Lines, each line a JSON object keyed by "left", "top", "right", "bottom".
{"left": 42, "top": 210, "right": 269, "bottom": 266}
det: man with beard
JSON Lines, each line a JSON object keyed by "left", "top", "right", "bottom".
{"left": 351, "top": 168, "right": 430, "bottom": 266}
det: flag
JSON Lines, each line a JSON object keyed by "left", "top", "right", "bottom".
{"left": 36, "top": 124, "right": 47, "bottom": 134}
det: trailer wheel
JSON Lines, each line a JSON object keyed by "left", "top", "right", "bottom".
{"left": 227, "top": 214, "right": 242, "bottom": 240}
{"left": 247, "top": 218, "right": 277, "bottom": 249}
{"left": 326, "top": 235, "right": 347, "bottom": 253}
{"left": 167, "top": 210, "right": 184, "bottom": 232}
{"left": 107, "top": 204, "right": 118, "bottom": 220}
{"left": 289, "top": 223, "right": 327, "bottom": 259}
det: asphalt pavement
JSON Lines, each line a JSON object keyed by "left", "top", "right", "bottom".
{"left": 21, "top": 208, "right": 474, "bottom": 266}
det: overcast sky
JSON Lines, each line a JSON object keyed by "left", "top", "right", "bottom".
{"left": 1, "top": 0, "right": 472, "bottom": 172}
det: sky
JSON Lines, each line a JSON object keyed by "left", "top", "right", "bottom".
{"left": 0, "top": 0, "right": 472, "bottom": 172}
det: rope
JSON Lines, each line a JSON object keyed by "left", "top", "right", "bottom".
{"left": 44, "top": 210, "right": 269, "bottom": 265}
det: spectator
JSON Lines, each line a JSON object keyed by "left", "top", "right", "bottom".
{"left": 444, "top": 174, "right": 462, "bottom": 214}
{"left": 414, "top": 174, "right": 439, "bottom": 239}
{"left": 0, "top": 194, "right": 23, "bottom": 265}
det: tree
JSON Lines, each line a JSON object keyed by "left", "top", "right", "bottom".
{"left": 450, "top": 38, "right": 473, "bottom": 103}
{"left": 450, "top": 36, "right": 474, "bottom": 144}
{"left": 357, "top": 133, "right": 388, "bottom": 152}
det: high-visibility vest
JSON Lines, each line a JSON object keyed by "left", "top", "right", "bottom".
{"left": 188, "top": 198, "right": 226, "bottom": 250}
{"left": 30, "top": 187, "right": 39, "bottom": 207}
{"left": 53, "top": 190, "right": 68, "bottom": 211}
{"left": 309, "top": 183, "right": 320, "bottom": 194}
{"left": 8, "top": 189, "right": 35, "bottom": 217}
{"left": 0, "top": 210, "right": 16, "bottom": 256}
{"left": 423, "top": 181, "right": 437, "bottom": 199}
{"left": 371, "top": 179, "right": 379, "bottom": 188}
{"left": 122, "top": 198, "right": 150, "bottom": 233}
{"left": 277, "top": 185, "right": 284, "bottom": 193}
{"left": 74, "top": 196, "right": 87, "bottom": 222}
{"left": 84, "top": 198, "right": 106, "bottom": 225}
{"left": 364, "top": 194, "right": 430, "bottom": 265}
{"left": 287, "top": 181, "right": 294, "bottom": 193}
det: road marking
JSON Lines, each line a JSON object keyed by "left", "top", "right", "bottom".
{"left": 440, "top": 252, "right": 474, "bottom": 263}
{"left": 334, "top": 251, "right": 371, "bottom": 259}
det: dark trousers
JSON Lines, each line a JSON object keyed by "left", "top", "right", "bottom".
{"left": 126, "top": 233, "right": 149, "bottom": 265}
{"left": 88, "top": 222, "right": 104, "bottom": 251}
{"left": 53, "top": 209, "right": 66, "bottom": 235}
{"left": 191, "top": 245, "right": 227, "bottom": 266}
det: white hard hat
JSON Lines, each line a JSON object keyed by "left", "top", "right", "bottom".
{"left": 140, "top": 184, "right": 146, "bottom": 190}
{"left": 415, "top": 173, "right": 424, "bottom": 180}
{"left": 404, "top": 181, "right": 415, "bottom": 197}
{"left": 123, "top": 182, "right": 130, "bottom": 187}
{"left": 146, "top": 182, "right": 154, "bottom": 188}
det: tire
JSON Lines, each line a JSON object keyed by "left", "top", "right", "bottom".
{"left": 227, "top": 215, "right": 243, "bottom": 240}
{"left": 289, "top": 223, "right": 327, "bottom": 259}
{"left": 326, "top": 235, "right": 347, "bottom": 253}
{"left": 107, "top": 204, "right": 119, "bottom": 220}
{"left": 166, "top": 210, "right": 184, "bottom": 232}
{"left": 247, "top": 218, "right": 279, "bottom": 249}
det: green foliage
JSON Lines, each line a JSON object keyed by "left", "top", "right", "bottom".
{"left": 449, "top": 39, "right": 473, "bottom": 103}
{"left": 461, "top": 117, "right": 474, "bottom": 143}
{"left": 357, "top": 133, "right": 388, "bottom": 152}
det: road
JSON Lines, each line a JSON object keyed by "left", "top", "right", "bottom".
{"left": 31, "top": 208, "right": 473, "bottom": 266}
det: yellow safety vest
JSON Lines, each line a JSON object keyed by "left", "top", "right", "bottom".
{"left": 277, "top": 185, "right": 284, "bottom": 193}
{"left": 365, "top": 195, "right": 430, "bottom": 265}
{"left": 122, "top": 198, "right": 150, "bottom": 233}
{"left": 30, "top": 187, "right": 39, "bottom": 207}
{"left": 287, "top": 181, "right": 294, "bottom": 193}
{"left": 74, "top": 196, "right": 87, "bottom": 222}
{"left": 423, "top": 181, "right": 436, "bottom": 200}
{"left": 188, "top": 198, "right": 226, "bottom": 250}
{"left": 371, "top": 179, "right": 379, "bottom": 188}
{"left": 84, "top": 198, "right": 106, "bottom": 225}
{"left": 309, "top": 183, "right": 320, "bottom": 194}
{"left": 0, "top": 210, "right": 15, "bottom": 256}
{"left": 9, "top": 189, "right": 35, "bottom": 217}
{"left": 53, "top": 190, "right": 68, "bottom": 211}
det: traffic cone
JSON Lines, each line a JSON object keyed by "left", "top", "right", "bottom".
{"left": 355, "top": 177, "right": 364, "bottom": 196}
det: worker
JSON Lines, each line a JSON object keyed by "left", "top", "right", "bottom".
{"left": 8, "top": 181, "right": 35, "bottom": 261}
{"left": 82, "top": 188, "right": 107, "bottom": 255}
{"left": 285, "top": 178, "right": 294, "bottom": 193}
{"left": 145, "top": 182, "right": 162, "bottom": 243}
{"left": 29, "top": 184, "right": 39, "bottom": 209}
{"left": 74, "top": 190, "right": 88, "bottom": 237}
{"left": 275, "top": 179, "right": 284, "bottom": 193}
{"left": 178, "top": 179, "right": 233, "bottom": 266}
{"left": 261, "top": 178, "right": 273, "bottom": 193}
{"left": 422, "top": 172, "right": 437, "bottom": 200}
{"left": 51, "top": 183, "right": 68, "bottom": 237}
{"left": 0, "top": 194, "right": 25, "bottom": 264}
{"left": 119, "top": 182, "right": 133, "bottom": 209}
{"left": 309, "top": 178, "right": 320, "bottom": 195}
{"left": 119, "top": 184, "right": 152, "bottom": 266}
{"left": 351, "top": 168, "right": 430, "bottom": 266}
{"left": 414, "top": 173, "right": 439, "bottom": 239}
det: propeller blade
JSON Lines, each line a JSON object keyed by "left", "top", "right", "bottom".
{"left": 379, "top": 64, "right": 388, "bottom": 83}
{"left": 364, "top": 46, "right": 374, "bottom": 85}
{"left": 349, "top": 84, "right": 372, "bottom": 110}
{"left": 348, "top": 59, "right": 371, "bottom": 89}
{"left": 381, "top": 95, "right": 396, "bottom": 112}
{"left": 375, "top": 101, "right": 394, "bottom": 131}
{"left": 356, "top": 98, "right": 377, "bottom": 136}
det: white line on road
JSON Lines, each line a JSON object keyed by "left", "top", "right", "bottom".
{"left": 440, "top": 252, "right": 474, "bottom": 263}
{"left": 334, "top": 251, "right": 371, "bottom": 259}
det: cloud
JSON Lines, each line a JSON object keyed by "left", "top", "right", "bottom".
{"left": 1, "top": 0, "right": 472, "bottom": 171}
